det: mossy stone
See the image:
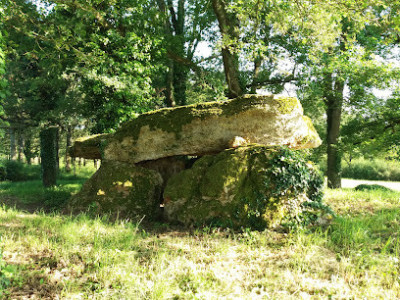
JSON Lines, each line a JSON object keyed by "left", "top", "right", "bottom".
{"left": 68, "top": 161, "right": 163, "bottom": 221}
{"left": 164, "top": 146, "right": 327, "bottom": 229}
{"left": 104, "top": 94, "right": 320, "bottom": 164}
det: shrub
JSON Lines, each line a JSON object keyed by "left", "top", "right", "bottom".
{"left": 0, "top": 160, "right": 41, "bottom": 182}
{"left": 354, "top": 184, "right": 393, "bottom": 192}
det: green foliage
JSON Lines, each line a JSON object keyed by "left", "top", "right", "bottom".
{"left": 261, "top": 147, "right": 332, "bottom": 228}
{"left": 42, "top": 187, "right": 72, "bottom": 210}
{"left": 0, "top": 160, "right": 40, "bottom": 182}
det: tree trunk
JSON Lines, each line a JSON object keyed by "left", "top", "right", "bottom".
{"left": 40, "top": 127, "right": 58, "bottom": 188}
{"left": 173, "top": 62, "right": 188, "bottom": 106}
{"left": 9, "top": 127, "right": 16, "bottom": 160}
{"left": 165, "top": 59, "right": 176, "bottom": 107}
{"left": 23, "top": 137, "right": 33, "bottom": 165}
{"left": 56, "top": 128, "right": 60, "bottom": 173}
{"left": 325, "top": 76, "right": 345, "bottom": 189}
{"left": 65, "top": 126, "right": 72, "bottom": 173}
{"left": 250, "top": 58, "right": 262, "bottom": 94}
{"left": 17, "top": 130, "right": 24, "bottom": 162}
{"left": 212, "top": 0, "right": 243, "bottom": 98}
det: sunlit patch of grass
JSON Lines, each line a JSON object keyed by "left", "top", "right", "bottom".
{"left": 325, "top": 188, "right": 400, "bottom": 216}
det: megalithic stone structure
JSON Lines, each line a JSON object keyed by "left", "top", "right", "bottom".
{"left": 69, "top": 95, "right": 321, "bottom": 163}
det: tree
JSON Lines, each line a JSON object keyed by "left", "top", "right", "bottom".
{"left": 40, "top": 126, "right": 58, "bottom": 187}
{"left": 298, "top": 4, "right": 400, "bottom": 188}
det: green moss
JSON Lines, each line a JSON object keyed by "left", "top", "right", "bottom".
{"left": 297, "top": 116, "right": 321, "bottom": 147}
{"left": 112, "top": 95, "right": 300, "bottom": 143}
{"left": 274, "top": 96, "right": 299, "bottom": 114}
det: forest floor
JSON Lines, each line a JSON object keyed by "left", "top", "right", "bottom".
{"left": 0, "top": 175, "right": 400, "bottom": 299}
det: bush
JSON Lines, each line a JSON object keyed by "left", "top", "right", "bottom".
{"left": 342, "top": 158, "right": 400, "bottom": 181}
{"left": 354, "top": 184, "right": 393, "bottom": 192}
{"left": 0, "top": 160, "right": 41, "bottom": 182}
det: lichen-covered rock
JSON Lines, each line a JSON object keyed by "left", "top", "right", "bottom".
{"left": 104, "top": 95, "right": 321, "bottom": 164}
{"left": 68, "top": 134, "right": 110, "bottom": 160}
{"left": 68, "top": 161, "right": 163, "bottom": 221}
{"left": 164, "top": 146, "right": 327, "bottom": 229}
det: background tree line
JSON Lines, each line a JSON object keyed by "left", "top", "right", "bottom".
{"left": 0, "top": 0, "right": 399, "bottom": 188}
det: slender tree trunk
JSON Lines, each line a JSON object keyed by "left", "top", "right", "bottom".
{"left": 40, "top": 127, "right": 58, "bottom": 188}
{"left": 56, "top": 128, "right": 60, "bottom": 173}
{"left": 65, "top": 126, "right": 72, "bottom": 173}
{"left": 212, "top": 0, "right": 243, "bottom": 98}
{"left": 17, "top": 130, "right": 24, "bottom": 162}
{"left": 173, "top": 62, "right": 188, "bottom": 106}
{"left": 250, "top": 58, "right": 262, "bottom": 94}
{"left": 23, "top": 137, "right": 33, "bottom": 165}
{"left": 9, "top": 127, "right": 16, "bottom": 160}
{"left": 325, "top": 76, "right": 345, "bottom": 189}
{"left": 172, "top": 0, "right": 187, "bottom": 106}
{"left": 165, "top": 60, "right": 176, "bottom": 107}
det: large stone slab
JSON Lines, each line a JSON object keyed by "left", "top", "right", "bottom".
{"left": 68, "top": 133, "right": 110, "bottom": 160}
{"left": 103, "top": 95, "right": 321, "bottom": 164}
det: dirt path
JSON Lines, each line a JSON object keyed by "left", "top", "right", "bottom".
{"left": 341, "top": 178, "right": 400, "bottom": 191}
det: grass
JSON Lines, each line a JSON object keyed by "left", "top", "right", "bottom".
{"left": 0, "top": 164, "right": 96, "bottom": 211}
{"left": 0, "top": 171, "right": 400, "bottom": 298}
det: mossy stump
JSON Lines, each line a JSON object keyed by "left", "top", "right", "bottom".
{"left": 164, "top": 146, "right": 327, "bottom": 229}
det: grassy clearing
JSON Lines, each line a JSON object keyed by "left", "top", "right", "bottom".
{"left": 0, "top": 179, "right": 400, "bottom": 298}
{"left": 0, "top": 165, "right": 96, "bottom": 212}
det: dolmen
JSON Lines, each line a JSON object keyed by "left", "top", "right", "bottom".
{"left": 68, "top": 94, "right": 328, "bottom": 229}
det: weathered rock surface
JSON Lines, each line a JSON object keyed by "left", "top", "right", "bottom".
{"left": 67, "top": 161, "right": 163, "bottom": 220}
{"left": 68, "top": 134, "right": 110, "bottom": 160}
{"left": 164, "top": 146, "right": 325, "bottom": 229}
{"left": 100, "top": 95, "right": 321, "bottom": 164}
